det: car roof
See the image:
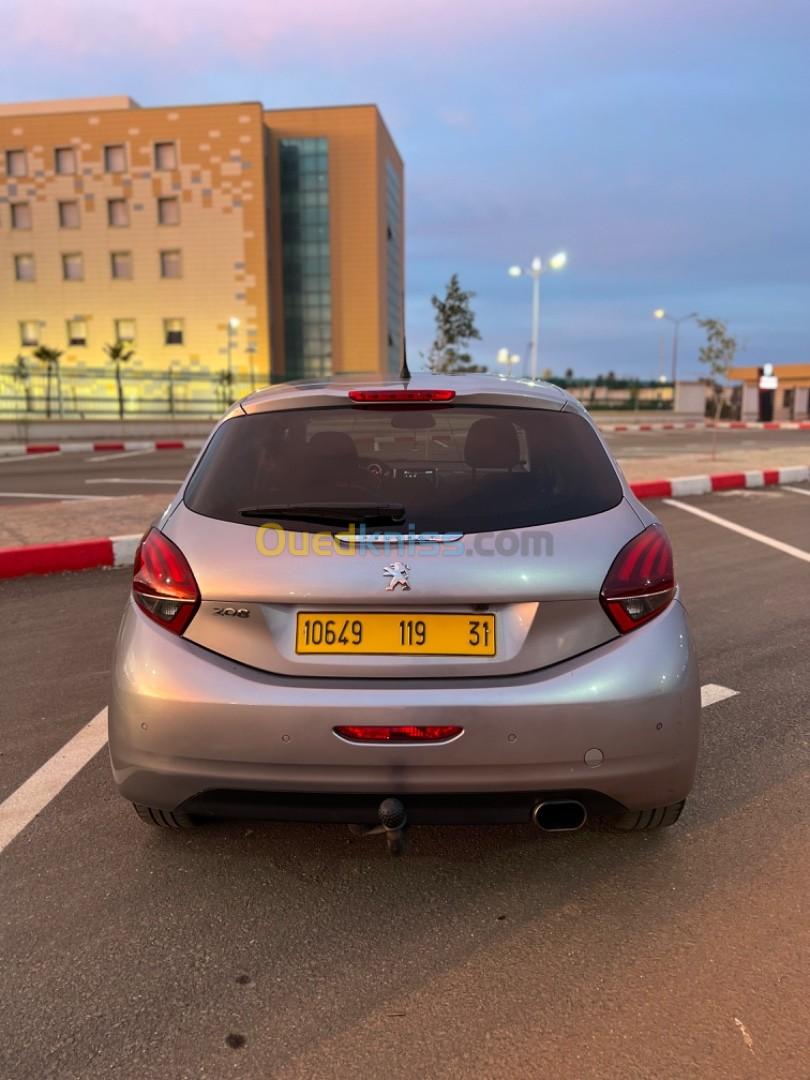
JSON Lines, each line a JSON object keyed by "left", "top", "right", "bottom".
{"left": 234, "top": 372, "right": 584, "bottom": 417}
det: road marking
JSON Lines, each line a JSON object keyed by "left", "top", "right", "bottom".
{"left": 783, "top": 485, "right": 810, "bottom": 498}
{"left": 84, "top": 477, "right": 182, "bottom": 485}
{"left": 0, "top": 708, "right": 108, "bottom": 856}
{"left": 0, "top": 491, "right": 109, "bottom": 500}
{"left": 701, "top": 684, "right": 739, "bottom": 708}
{"left": 0, "top": 452, "right": 64, "bottom": 464}
{"left": 88, "top": 447, "right": 157, "bottom": 463}
{"left": 663, "top": 498, "right": 810, "bottom": 563}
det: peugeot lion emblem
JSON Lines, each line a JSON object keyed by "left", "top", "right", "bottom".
{"left": 383, "top": 562, "right": 411, "bottom": 591}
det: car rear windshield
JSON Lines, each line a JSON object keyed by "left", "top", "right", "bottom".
{"left": 183, "top": 405, "right": 623, "bottom": 533}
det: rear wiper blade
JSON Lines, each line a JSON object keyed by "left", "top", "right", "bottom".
{"left": 238, "top": 502, "right": 407, "bottom": 525}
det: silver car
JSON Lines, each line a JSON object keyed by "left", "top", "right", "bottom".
{"left": 109, "top": 374, "right": 700, "bottom": 852}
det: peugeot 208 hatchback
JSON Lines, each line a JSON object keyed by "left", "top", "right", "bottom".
{"left": 109, "top": 375, "right": 700, "bottom": 846}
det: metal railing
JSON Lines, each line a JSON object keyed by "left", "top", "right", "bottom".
{"left": 0, "top": 363, "right": 263, "bottom": 419}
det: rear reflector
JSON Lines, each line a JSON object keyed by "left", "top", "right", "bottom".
{"left": 600, "top": 524, "right": 676, "bottom": 634}
{"left": 334, "top": 725, "right": 463, "bottom": 743}
{"left": 348, "top": 389, "right": 456, "bottom": 403}
{"left": 132, "top": 528, "right": 200, "bottom": 636}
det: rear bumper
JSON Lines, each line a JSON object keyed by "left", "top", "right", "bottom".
{"left": 108, "top": 599, "right": 701, "bottom": 818}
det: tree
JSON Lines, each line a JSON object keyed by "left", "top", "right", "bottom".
{"left": 12, "top": 354, "right": 32, "bottom": 412}
{"left": 104, "top": 341, "right": 135, "bottom": 420}
{"left": 696, "top": 317, "right": 737, "bottom": 457}
{"left": 33, "top": 345, "right": 63, "bottom": 419}
{"left": 427, "top": 274, "right": 485, "bottom": 374}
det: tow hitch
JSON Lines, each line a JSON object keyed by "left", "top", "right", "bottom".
{"left": 349, "top": 797, "right": 408, "bottom": 856}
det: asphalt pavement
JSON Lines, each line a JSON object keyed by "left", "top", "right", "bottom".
{"left": 0, "top": 446, "right": 199, "bottom": 505}
{"left": 0, "top": 485, "right": 808, "bottom": 1078}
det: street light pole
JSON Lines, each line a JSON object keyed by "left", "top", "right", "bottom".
{"left": 227, "top": 317, "right": 239, "bottom": 382}
{"left": 653, "top": 309, "right": 697, "bottom": 385}
{"left": 509, "top": 252, "right": 567, "bottom": 381}
{"left": 530, "top": 262, "right": 541, "bottom": 383}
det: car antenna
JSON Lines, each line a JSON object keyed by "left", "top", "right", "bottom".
{"left": 399, "top": 338, "right": 411, "bottom": 382}
{"left": 399, "top": 289, "right": 411, "bottom": 382}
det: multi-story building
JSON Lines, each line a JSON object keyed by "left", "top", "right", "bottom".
{"left": 0, "top": 95, "right": 403, "bottom": 408}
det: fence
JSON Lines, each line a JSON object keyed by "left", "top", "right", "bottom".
{"left": 0, "top": 362, "right": 264, "bottom": 420}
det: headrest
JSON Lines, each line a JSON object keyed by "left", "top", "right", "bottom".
{"left": 307, "top": 431, "right": 358, "bottom": 464}
{"left": 464, "top": 417, "right": 521, "bottom": 469}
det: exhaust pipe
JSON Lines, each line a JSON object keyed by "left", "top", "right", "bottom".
{"left": 532, "top": 799, "right": 587, "bottom": 832}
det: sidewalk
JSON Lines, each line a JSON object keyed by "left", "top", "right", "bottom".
{"left": 616, "top": 443, "right": 810, "bottom": 483}
{"left": 0, "top": 493, "right": 169, "bottom": 550}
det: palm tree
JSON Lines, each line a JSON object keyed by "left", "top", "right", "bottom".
{"left": 33, "top": 345, "right": 63, "bottom": 419}
{"left": 12, "top": 354, "right": 32, "bottom": 412}
{"left": 103, "top": 341, "right": 135, "bottom": 420}
{"left": 216, "top": 368, "right": 234, "bottom": 410}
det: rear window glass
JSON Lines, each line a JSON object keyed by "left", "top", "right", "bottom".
{"left": 184, "top": 405, "right": 622, "bottom": 533}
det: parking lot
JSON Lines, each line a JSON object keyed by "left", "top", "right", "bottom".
{"left": 1, "top": 484, "right": 808, "bottom": 1079}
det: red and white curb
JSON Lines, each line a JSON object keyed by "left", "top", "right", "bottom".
{"left": 0, "top": 534, "right": 141, "bottom": 580}
{"left": 629, "top": 464, "right": 809, "bottom": 499}
{"left": 0, "top": 439, "right": 203, "bottom": 457}
{"left": 599, "top": 420, "right": 810, "bottom": 433}
{"left": 1, "top": 464, "right": 807, "bottom": 580}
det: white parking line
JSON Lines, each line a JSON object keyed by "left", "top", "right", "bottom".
{"left": 701, "top": 684, "right": 739, "bottom": 708}
{"left": 783, "top": 486, "right": 810, "bottom": 498}
{"left": 663, "top": 499, "right": 810, "bottom": 563}
{"left": 0, "top": 491, "right": 110, "bottom": 500}
{"left": 84, "top": 477, "right": 182, "bottom": 485}
{"left": 0, "top": 452, "right": 63, "bottom": 464}
{"left": 88, "top": 448, "right": 157, "bottom": 463}
{"left": 0, "top": 708, "right": 108, "bottom": 856}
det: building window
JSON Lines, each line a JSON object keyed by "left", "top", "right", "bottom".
{"left": 55, "top": 146, "right": 77, "bottom": 175}
{"left": 19, "top": 320, "right": 40, "bottom": 347}
{"left": 11, "top": 202, "right": 32, "bottom": 229}
{"left": 107, "top": 198, "right": 130, "bottom": 227}
{"left": 279, "top": 137, "right": 332, "bottom": 379}
{"left": 58, "top": 200, "right": 81, "bottom": 228}
{"left": 67, "top": 318, "right": 88, "bottom": 346}
{"left": 5, "top": 149, "right": 27, "bottom": 177}
{"left": 157, "top": 196, "right": 180, "bottom": 225}
{"left": 115, "top": 318, "right": 136, "bottom": 343}
{"left": 104, "top": 144, "right": 127, "bottom": 172}
{"left": 154, "top": 142, "right": 178, "bottom": 170}
{"left": 163, "top": 318, "right": 184, "bottom": 345}
{"left": 14, "top": 254, "right": 36, "bottom": 282}
{"left": 62, "top": 253, "right": 84, "bottom": 281}
{"left": 110, "top": 251, "right": 133, "bottom": 279}
{"left": 160, "top": 249, "right": 182, "bottom": 278}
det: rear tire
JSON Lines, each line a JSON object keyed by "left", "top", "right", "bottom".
{"left": 610, "top": 800, "right": 685, "bottom": 832}
{"left": 132, "top": 803, "right": 198, "bottom": 829}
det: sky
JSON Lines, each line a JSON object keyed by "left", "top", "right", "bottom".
{"left": 1, "top": 0, "right": 808, "bottom": 379}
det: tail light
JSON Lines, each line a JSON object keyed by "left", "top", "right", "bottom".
{"left": 334, "top": 725, "right": 463, "bottom": 743}
{"left": 600, "top": 524, "right": 675, "bottom": 633}
{"left": 132, "top": 528, "right": 200, "bottom": 635}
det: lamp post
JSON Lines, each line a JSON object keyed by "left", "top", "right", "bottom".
{"left": 226, "top": 317, "right": 240, "bottom": 382}
{"left": 653, "top": 309, "right": 697, "bottom": 386}
{"left": 508, "top": 252, "right": 567, "bottom": 382}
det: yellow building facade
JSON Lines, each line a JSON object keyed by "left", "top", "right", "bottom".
{"left": 0, "top": 95, "right": 403, "bottom": 410}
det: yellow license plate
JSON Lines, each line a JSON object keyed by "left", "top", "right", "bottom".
{"left": 295, "top": 612, "right": 496, "bottom": 656}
